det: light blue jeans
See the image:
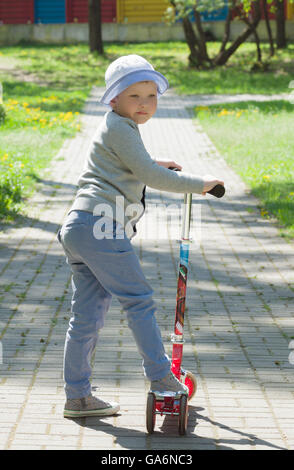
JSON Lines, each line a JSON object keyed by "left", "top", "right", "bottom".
{"left": 58, "top": 210, "right": 171, "bottom": 399}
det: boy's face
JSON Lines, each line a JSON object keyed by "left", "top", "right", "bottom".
{"left": 110, "top": 81, "right": 157, "bottom": 124}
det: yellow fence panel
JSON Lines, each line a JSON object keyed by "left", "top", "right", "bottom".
{"left": 287, "top": 1, "right": 294, "bottom": 19}
{"left": 117, "top": 0, "right": 169, "bottom": 23}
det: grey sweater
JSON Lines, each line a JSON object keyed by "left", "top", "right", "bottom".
{"left": 70, "top": 111, "right": 204, "bottom": 237}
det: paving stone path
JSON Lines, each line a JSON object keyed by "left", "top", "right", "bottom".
{"left": 0, "top": 87, "right": 293, "bottom": 450}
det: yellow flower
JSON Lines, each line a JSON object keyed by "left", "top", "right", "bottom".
{"left": 22, "top": 102, "right": 29, "bottom": 107}
{"left": 217, "top": 109, "right": 234, "bottom": 117}
{"left": 8, "top": 99, "right": 18, "bottom": 105}
{"left": 263, "top": 175, "right": 271, "bottom": 180}
{"left": 1, "top": 153, "right": 8, "bottom": 161}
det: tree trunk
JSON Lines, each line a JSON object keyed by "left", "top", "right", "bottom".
{"left": 213, "top": 0, "right": 262, "bottom": 66}
{"left": 262, "top": 0, "right": 275, "bottom": 56}
{"left": 219, "top": 6, "right": 233, "bottom": 53}
{"left": 182, "top": 16, "right": 202, "bottom": 67}
{"left": 252, "top": 21, "right": 262, "bottom": 62}
{"left": 89, "top": 0, "right": 103, "bottom": 54}
{"left": 193, "top": 7, "right": 210, "bottom": 63}
{"left": 275, "top": 0, "right": 287, "bottom": 48}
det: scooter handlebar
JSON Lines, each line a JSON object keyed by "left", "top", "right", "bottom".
{"left": 168, "top": 167, "right": 225, "bottom": 199}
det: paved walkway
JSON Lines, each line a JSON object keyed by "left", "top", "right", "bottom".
{"left": 0, "top": 87, "right": 294, "bottom": 450}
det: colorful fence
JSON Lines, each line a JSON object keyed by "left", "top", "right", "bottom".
{"left": 0, "top": 0, "right": 293, "bottom": 25}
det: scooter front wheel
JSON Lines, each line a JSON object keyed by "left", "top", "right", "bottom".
{"left": 183, "top": 370, "right": 197, "bottom": 401}
{"left": 146, "top": 392, "right": 156, "bottom": 434}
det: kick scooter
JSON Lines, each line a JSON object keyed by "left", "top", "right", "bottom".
{"left": 146, "top": 183, "right": 225, "bottom": 435}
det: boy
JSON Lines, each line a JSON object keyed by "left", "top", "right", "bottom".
{"left": 58, "top": 55, "right": 224, "bottom": 418}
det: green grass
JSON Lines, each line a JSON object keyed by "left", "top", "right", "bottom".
{"left": 0, "top": 82, "right": 86, "bottom": 219}
{"left": 194, "top": 100, "right": 294, "bottom": 238}
{"left": 0, "top": 40, "right": 293, "bottom": 221}
{"left": 1, "top": 41, "right": 293, "bottom": 94}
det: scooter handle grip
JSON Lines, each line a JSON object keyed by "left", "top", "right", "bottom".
{"left": 207, "top": 184, "right": 225, "bottom": 198}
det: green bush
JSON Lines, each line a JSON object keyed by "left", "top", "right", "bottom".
{"left": 0, "top": 104, "right": 6, "bottom": 125}
{"left": 0, "top": 157, "right": 24, "bottom": 216}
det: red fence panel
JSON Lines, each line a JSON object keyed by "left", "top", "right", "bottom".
{"left": 231, "top": 1, "right": 288, "bottom": 20}
{"left": 66, "top": 0, "right": 116, "bottom": 23}
{"left": 0, "top": 0, "right": 34, "bottom": 24}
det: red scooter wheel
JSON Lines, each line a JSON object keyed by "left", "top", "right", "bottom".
{"left": 146, "top": 392, "right": 156, "bottom": 434}
{"left": 184, "top": 370, "right": 197, "bottom": 401}
{"left": 178, "top": 394, "right": 188, "bottom": 435}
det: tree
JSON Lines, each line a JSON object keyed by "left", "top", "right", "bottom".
{"left": 166, "top": 0, "right": 290, "bottom": 68}
{"left": 89, "top": 0, "right": 104, "bottom": 54}
{"left": 275, "top": 0, "right": 286, "bottom": 48}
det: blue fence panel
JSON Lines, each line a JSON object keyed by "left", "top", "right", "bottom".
{"left": 201, "top": 3, "right": 228, "bottom": 22}
{"left": 34, "top": 0, "right": 66, "bottom": 24}
{"left": 176, "top": 1, "right": 229, "bottom": 23}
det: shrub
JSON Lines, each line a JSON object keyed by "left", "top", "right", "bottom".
{"left": 0, "top": 104, "right": 6, "bottom": 125}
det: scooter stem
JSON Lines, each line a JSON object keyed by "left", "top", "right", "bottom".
{"left": 171, "top": 193, "right": 192, "bottom": 378}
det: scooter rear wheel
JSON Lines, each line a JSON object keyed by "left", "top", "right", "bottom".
{"left": 178, "top": 394, "right": 188, "bottom": 435}
{"left": 146, "top": 392, "right": 156, "bottom": 434}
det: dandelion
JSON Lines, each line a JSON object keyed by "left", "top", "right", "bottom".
{"left": 7, "top": 99, "right": 18, "bottom": 105}
{"left": 1, "top": 153, "right": 8, "bottom": 161}
{"left": 217, "top": 109, "right": 234, "bottom": 117}
{"left": 195, "top": 105, "right": 210, "bottom": 112}
{"left": 263, "top": 175, "right": 271, "bottom": 180}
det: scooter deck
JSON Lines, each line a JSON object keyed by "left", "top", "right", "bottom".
{"left": 150, "top": 390, "right": 188, "bottom": 400}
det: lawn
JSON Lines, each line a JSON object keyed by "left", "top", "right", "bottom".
{"left": 0, "top": 40, "right": 293, "bottom": 227}
{"left": 195, "top": 100, "right": 294, "bottom": 238}
{"left": 0, "top": 82, "right": 86, "bottom": 220}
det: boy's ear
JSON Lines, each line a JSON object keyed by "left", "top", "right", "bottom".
{"left": 109, "top": 97, "right": 118, "bottom": 109}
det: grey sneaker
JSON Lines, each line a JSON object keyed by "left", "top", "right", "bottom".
{"left": 64, "top": 394, "right": 120, "bottom": 418}
{"left": 150, "top": 372, "right": 188, "bottom": 395}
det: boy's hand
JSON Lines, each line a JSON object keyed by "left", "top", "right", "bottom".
{"left": 202, "top": 175, "right": 225, "bottom": 196}
{"left": 156, "top": 160, "right": 182, "bottom": 171}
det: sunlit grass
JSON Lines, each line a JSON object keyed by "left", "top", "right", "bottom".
{"left": 195, "top": 100, "right": 294, "bottom": 238}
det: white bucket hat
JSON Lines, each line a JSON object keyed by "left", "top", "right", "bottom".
{"left": 100, "top": 54, "right": 169, "bottom": 106}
